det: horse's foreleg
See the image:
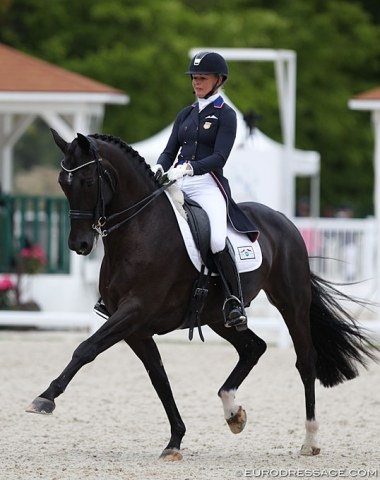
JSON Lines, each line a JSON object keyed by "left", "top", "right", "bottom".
{"left": 26, "top": 317, "right": 129, "bottom": 414}
{"left": 126, "top": 336, "right": 186, "bottom": 462}
{"left": 209, "top": 323, "right": 267, "bottom": 434}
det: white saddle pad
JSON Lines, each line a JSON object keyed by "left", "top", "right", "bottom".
{"left": 165, "top": 191, "right": 262, "bottom": 274}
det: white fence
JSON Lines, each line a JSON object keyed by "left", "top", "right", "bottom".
{"left": 294, "top": 217, "right": 377, "bottom": 283}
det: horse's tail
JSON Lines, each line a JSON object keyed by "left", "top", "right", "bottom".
{"left": 309, "top": 272, "right": 379, "bottom": 388}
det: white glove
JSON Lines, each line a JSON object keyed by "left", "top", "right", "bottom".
{"left": 167, "top": 163, "right": 193, "bottom": 181}
{"left": 151, "top": 164, "right": 164, "bottom": 176}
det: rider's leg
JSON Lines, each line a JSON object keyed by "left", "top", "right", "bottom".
{"left": 94, "top": 298, "right": 110, "bottom": 319}
{"left": 213, "top": 241, "right": 247, "bottom": 328}
{"left": 180, "top": 175, "right": 247, "bottom": 329}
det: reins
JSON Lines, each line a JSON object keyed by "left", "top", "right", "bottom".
{"left": 61, "top": 135, "right": 173, "bottom": 237}
{"left": 93, "top": 181, "right": 173, "bottom": 237}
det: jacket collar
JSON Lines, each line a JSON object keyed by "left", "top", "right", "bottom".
{"left": 192, "top": 95, "right": 224, "bottom": 110}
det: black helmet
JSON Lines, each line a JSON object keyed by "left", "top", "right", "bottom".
{"left": 186, "top": 51, "right": 229, "bottom": 81}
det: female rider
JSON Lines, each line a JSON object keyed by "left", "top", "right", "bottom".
{"left": 152, "top": 51, "right": 259, "bottom": 329}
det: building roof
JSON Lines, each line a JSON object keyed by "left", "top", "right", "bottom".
{"left": 352, "top": 87, "right": 380, "bottom": 101}
{"left": 0, "top": 43, "right": 124, "bottom": 95}
{"left": 349, "top": 86, "right": 380, "bottom": 111}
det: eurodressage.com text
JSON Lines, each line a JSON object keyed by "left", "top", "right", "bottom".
{"left": 236, "top": 468, "right": 378, "bottom": 478}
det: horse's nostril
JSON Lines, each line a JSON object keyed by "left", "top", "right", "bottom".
{"left": 78, "top": 242, "right": 90, "bottom": 254}
{"left": 68, "top": 237, "right": 93, "bottom": 255}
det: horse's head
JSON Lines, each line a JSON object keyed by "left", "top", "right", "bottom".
{"left": 52, "top": 129, "right": 116, "bottom": 255}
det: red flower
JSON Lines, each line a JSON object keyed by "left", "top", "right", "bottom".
{"left": 0, "top": 275, "right": 14, "bottom": 292}
{"left": 20, "top": 245, "right": 47, "bottom": 274}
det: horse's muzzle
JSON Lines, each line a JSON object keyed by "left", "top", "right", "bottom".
{"left": 68, "top": 234, "right": 95, "bottom": 255}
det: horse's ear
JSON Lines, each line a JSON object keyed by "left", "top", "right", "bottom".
{"left": 76, "top": 133, "right": 91, "bottom": 152}
{"left": 50, "top": 128, "right": 68, "bottom": 154}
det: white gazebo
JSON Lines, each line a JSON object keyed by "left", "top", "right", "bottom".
{"left": 0, "top": 44, "right": 129, "bottom": 317}
{"left": 0, "top": 43, "right": 129, "bottom": 193}
{"left": 349, "top": 87, "right": 380, "bottom": 301}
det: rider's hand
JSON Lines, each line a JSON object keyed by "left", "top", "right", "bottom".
{"left": 167, "top": 163, "right": 193, "bottom": 181}
{"left": 151, "top": 164, "right": 164, "bottom": 180}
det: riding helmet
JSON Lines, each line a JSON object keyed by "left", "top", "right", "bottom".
{"left": 186, "top": 51, "right": 229, "bottom": 81}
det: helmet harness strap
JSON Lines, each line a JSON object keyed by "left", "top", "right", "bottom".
{"left": 204, "top": 76, "right": 223, "bottom": 99}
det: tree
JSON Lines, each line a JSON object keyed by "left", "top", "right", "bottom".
{"left": 1, "top": 0, "right": 379, "bottom": 215}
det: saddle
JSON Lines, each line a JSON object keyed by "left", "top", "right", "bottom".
{"left": 161, "top": 185, "right": 261, "bottom": 340}
{"left": 180, "top": 196, "right": 214, "bottom": 341}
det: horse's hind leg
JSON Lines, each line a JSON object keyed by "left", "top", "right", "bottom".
{"left": 126, "top": 336, "right": 186, "bottom": 462}
{"left": 209, "top": 323, "right": 267, "bottom": 434}
{"left": 266, "top": 289, "right": 320, "bottom": 456}
{"left": 293, "top": 332, "right": 319, "bottom": 456}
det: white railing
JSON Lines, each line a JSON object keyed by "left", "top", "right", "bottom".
{"left": 294, "top": 217, "right": 377, "bottom": 283}
{"left": 81, "top": 217, "right": 377, "bottom": 284}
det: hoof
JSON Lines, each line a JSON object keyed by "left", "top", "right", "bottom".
{"left": 158, "top": 448, "right": 183, "bottom": 462}
{"left": 300, "top": 444, "right": 321, "bottom": 456}
{"left": 226, "top": 406, "right": 247, "bottom": 434}
{"left": 25, "top": 397, "right": 55, "bottom": 415}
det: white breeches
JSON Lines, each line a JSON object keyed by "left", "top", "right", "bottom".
{"left": 177, "top": 174, "right": 227, "bottom": 253}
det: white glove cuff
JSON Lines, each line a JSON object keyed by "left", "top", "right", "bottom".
{"left": 185, "top": 162, "right": 194, "bottom": 176}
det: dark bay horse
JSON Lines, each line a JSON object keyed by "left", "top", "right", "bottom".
{"left": 26, "top": 130, "right": 378, "bottom": 461}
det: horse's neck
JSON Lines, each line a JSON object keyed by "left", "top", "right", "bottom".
{"left": 102, "top": 191, "right": 174, "bottom": 263}
{"left": 102, "top": 162, "right": 169, "bottom": 240}
{"left": 111, "top": 159, "right": 154, "bottom": 210}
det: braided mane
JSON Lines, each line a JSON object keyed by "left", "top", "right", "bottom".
{"left": 90, "top": 133, "right": 161, "bottom": 187}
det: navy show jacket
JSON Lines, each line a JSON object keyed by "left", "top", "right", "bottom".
{"left": 158, "top": 96, "right": 259, "bottom": 242}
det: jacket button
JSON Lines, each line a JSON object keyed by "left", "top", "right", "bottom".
{"left": 191, "top": 155, "right": 195, "bottom": 160}
{"left": 195, "top": 141, "right": 198, "bottom": 144}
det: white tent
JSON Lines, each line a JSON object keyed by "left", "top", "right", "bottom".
{"left": 133, "top": 93, "right": 320, "bottom": 214}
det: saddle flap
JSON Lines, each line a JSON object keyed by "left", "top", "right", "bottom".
{"left": 165, "top": 190, "right": 262, "bottom": 275}
{"left": 183, "top": 196, "right": 212, "bottom": 268}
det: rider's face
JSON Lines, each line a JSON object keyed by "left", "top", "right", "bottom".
{"left": 191, "top": 74, "right": 221, "bottom": 98}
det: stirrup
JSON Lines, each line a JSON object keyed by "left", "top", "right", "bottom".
{"left": 93, "top": 299, "right": 110, "bottom": 320}
{"left": 222, "top": 296, "right": 248, "bottom": 329}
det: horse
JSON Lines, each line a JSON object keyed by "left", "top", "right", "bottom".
{"left": 26, "top": 129, "right": 378, "bottom": 461}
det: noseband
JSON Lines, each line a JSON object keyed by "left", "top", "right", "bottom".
{"left": 61, "top": 135, "right": 173, "bottom": 237}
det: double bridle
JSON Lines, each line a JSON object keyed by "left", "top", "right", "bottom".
{"left": 61, "top": 136, "right": 172, "bottom": 237}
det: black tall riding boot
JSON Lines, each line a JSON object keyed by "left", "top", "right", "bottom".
{"left": 93, "top": 298, "right": 110, "bottom": 320}
{"left": 213, "top": 242, "right": 247, "bottom": 329}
